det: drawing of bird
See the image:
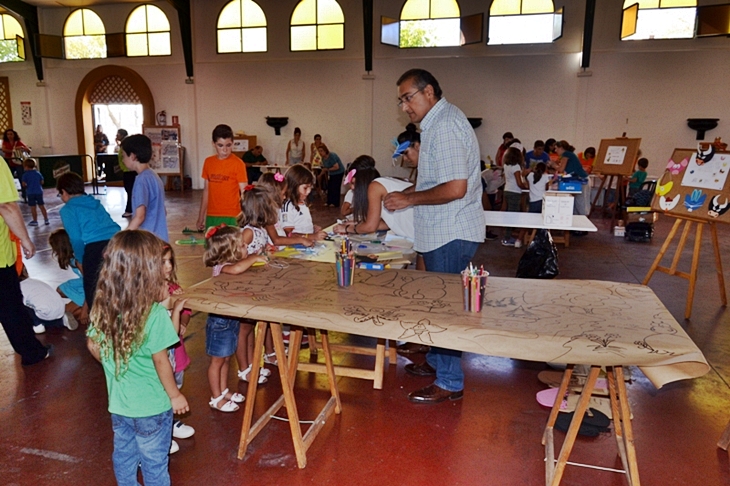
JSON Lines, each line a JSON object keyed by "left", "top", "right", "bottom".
{"left": 656, "top": 180, "right": 673, "bottom": 196}
{"left": 660, "top": 195, "right": 679, "bottom": 211}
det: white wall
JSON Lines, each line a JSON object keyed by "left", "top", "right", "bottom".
{"left": 0, "top": 0, "right": 728, "bottom": 187}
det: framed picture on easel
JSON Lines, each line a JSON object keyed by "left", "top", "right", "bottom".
{"left": 592, "top": 138, "right": 642, "bottom": 176}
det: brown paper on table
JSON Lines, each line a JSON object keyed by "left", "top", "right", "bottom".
{"left": 184, "top": 260, "right": 708, "bottom": 389}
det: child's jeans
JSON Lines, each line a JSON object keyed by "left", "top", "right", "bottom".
{"left": 111, "top": 409, "right": 172, "bottom": 486}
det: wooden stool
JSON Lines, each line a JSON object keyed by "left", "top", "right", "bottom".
{"left": 303, "top": 329, "right": 397, "bottom": 389}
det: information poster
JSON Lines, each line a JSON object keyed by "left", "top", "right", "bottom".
{"left": 143, "top": 125, "right": 181, "bottom": 175}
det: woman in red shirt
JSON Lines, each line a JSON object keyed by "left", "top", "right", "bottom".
{"left": 2, "top": 129, "right": 30, "bottom": 201}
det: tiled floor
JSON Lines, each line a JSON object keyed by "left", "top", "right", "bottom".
{"left": 2, "top": 185, "right": 730, "bottom": 485}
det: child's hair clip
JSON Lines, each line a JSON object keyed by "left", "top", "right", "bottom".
{"left": 344, "top": 169, "right": 356, "bottom": 185}
{"left": 274, "top": 172, "right": 284, "bottom": 182}
{"left": 205, "top": 223, "right": 226, "bottom": 238}
{"left": 244, "top": 184, "right": 255, "bottom": 192}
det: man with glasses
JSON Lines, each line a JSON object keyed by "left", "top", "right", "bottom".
{"left": 385, "top": 69, "right": 485, "bottom": 404}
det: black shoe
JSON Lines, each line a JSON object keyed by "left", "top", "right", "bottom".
{"left": 405, "top": 361, "right": 436, "bottom": 376}
{"left": 571, "top": 231, "right": 588, "bottom": 237}
{"left": 408, "top": 384, "right": 463, "bottom": 404}
{"left": 21, "top": 344, "right": 52, "bottom": 366}
{"left": 484, "top": 231, "right": 499, "bottom": 241}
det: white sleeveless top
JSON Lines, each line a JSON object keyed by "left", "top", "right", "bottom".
{"left": 289, "top": 139, "right": 304, "bottom": 160}
{"left": 373, "top": 177, "right": 415, "bottom": 241}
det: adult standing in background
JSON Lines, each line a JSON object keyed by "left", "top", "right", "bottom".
{"left": 384, "top": 68, "right": 485, "bottom": 404}
{"left": 115, "top": 129, "right": 136, "bottom": 218}
{"left": 318, "top": 143, "right": 345, "bottom": 208}
{"left": 286, "top": 127, "right": 305, "bottom": 165}
{"left": 0, "top": 157, "right": 50, "bottom": 365}
{"left": 3, "top": 129, "right": 30, "bottom": 202}
{"left": 554, "top": 140, "right": 590, "bottom": 217}
{"left": 94, "top": 125, "right": 109, "bottom": 154}
{"left": 243, "top": 145, "right": 267, "bottom": 183}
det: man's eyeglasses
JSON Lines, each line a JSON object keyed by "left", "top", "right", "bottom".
{"left": 397, "top": 89, "right": 422, "bottom": 107}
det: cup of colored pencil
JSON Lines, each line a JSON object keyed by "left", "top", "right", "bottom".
{"left": 461, "top": 263, "right": 488, "bottom": 312}
{"left": 335, "top": 238, "right": 355, "bottom": 287}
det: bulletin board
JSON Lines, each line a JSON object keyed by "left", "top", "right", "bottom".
{"left": 651, "top": 146, "right": 730, "bottom": 224}
{"left": 592, "top": 138, "right": 642, "bottom": 176}
{"left": 232, "top": 135, "right": 257, "bottom": 159}
{"left": 143, "top": 125, "right": 183, "bottom": 176}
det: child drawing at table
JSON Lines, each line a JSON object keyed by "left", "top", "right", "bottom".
{"left": 162, "top": 244, "right": 195, "bottom": 449}
{"left": 203, "top": 218, "right": 267, "bottom": 411}
{"left": 86, "top": 230, "right": 188, "bottom": 485}
{"left": 278, "top": 164, "right": 327, "bottom": 241}
{"left": 260, "top": 172, "right": 301, "bottom": 247}
{"left": 501, "top": 147, "right": 527, "bottom": 248}
{"left": 526, "top": 162, "right": 551, "bottom": 214}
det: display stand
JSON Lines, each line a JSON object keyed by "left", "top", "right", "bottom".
{"left": 590, "top": 138, "right": 642, "bottom": 232}
{"left": 143, "top": 125, "right": 184, "bottom": 192}
{"left": 643, "top": 216, "right": 726, "bottom": 320}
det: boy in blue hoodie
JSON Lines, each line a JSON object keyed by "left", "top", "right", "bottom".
{"left": 56, "top": 172, "right": 120, "bottom": 310}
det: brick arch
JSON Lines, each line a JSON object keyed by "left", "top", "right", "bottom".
{"left": 74, "top": 65, "right": 155, "bottom": 179}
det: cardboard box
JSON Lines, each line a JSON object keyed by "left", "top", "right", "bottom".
{"left": 543, "top": 194, "right": 574, "bottom": 226}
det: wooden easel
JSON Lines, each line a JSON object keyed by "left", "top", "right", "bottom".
{"left": 543, "top": 365, "right": 639, "bottom": 486}
{"left": 589, "top": 174, "right": 625, "bottom": 232}
{"left": 238, "top": 323, "right": 341, "bottom": 468}
{"left": 642, "top": 216, "right": 727, "bottom": 319}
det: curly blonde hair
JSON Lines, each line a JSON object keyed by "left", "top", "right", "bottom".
{"left": 204, "top": 225, "right": 244, "bottom": 266}
{"left": 89, "top": 231, "right": 167, "bottom": 377}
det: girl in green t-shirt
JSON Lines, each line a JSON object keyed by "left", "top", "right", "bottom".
{"left": 87, "top": 231, "right": 188, "bottom": 485}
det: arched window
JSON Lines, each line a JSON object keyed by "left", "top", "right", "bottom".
{"left": 0, "top": 14, "right": 24, "bottom": 63}
{"left": 290, "top": 0, "right": 344, "bottom": 51}
{"left": 381, "top": 0, "right": 482, "bottom": 49}
{"left": 64, "top": 8, "right": 106, "bottom": 59}
{"left": 621, "top": 0, "right": 696, "bottom": 41}
{"left": 126, "top": 5, "right": 171, "bottom": 57}
{"left": 217, "top": 0, "right": 267, "bottom": 53}
{"left": 488, "top": 0, "right": 563, "bottom": 45}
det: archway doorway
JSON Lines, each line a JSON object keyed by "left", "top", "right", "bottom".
{"left": 75, "top": 65, "right": 155, "bottom": 180}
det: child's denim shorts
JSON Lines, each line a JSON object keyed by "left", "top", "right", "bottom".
{"left": 205, "top": 314, "right": 240, "bottom": 357}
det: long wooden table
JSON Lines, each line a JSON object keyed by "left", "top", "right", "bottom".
{"left": 184, "top": 261, "right": 708, "bottom": 482}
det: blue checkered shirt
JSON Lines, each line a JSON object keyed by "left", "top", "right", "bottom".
{"left": 414, "top": 98, "right": 485, "bottom": 253}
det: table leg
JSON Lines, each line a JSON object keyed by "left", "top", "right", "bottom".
{"left": 238, "top": 321, "right": 268, "bottom": 459}
{"left": 546, "top": 366, "right": 601, "bottom": 486}
{"left": 615, "top": 367, "right": 640, "bottom": 485}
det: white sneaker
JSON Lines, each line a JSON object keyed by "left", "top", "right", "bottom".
{"left": 172, "top": 420, "right": 195, "bottom": 439}
{"left": 514, "top": 239, "right": 523, "bottom": 249}
{"left": 33, "top": 324, "right": 46, "bottom": 334}
{"left": 169, "top": 440, "right": 179, "bottom": 454}
{"left": 63, "top": 313, "right": 79, "bottom": 331}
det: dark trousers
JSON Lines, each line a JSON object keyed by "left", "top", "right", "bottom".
{"left": 9, "top": 163, "right": 25, "bottom": 200}
{"left": 327, "top": 172, "right": 343, "bottom": 207}
{"left": 83, "top": 240, "right": 111, "bottom": 311}
{"left": 122, "top": 171, "right": 137, "bottom": 213}
{"left": 0, "top": 265, "right": 48, "bottom": 365}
